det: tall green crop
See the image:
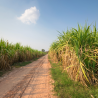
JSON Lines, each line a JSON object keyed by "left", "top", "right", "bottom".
{"left": 0, "top": 39, "right": 46, "bottom": 70}
{"left": 49, "top": 22, "right": 98, "bottom": 85}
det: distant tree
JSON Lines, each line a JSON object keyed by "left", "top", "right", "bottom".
{"left": 42, "top": 49, "right": 45, "bottom": 52}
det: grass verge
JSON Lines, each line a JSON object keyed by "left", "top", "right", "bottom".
{"left": 0, "top": 57, "right": 40, "bottom": 77}
{"left": 48, "top": 57, "right": 98, "bottom": 98}
{"left": 0, "top": 71, "right": 8, "bottom": 77}
{"left": 12, "top": 61, "right": 32, "bottom": 68}
{"left": 12, "top": 57, "right": 40, "bottom": 68}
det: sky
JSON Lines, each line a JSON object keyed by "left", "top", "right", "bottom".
{"left": 0, "top": 0, "right": 98, "bottom": 51}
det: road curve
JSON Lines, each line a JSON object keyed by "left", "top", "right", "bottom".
{"left": 0, "top": 54, "right": 56, "bottom": 98}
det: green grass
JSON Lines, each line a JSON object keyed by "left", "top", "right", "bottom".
{"left": 0, "top": 71, "right": 6, "bottom": 77}
{"left": 33, "top": 57, "right": 40, "bottom": 61}
{"left": 0, "top": 57, "right": 41, "bottom": 77}
{"left": 12, "top": 57, "right": 40, "bottom": 68}
{"left": 49, "top": 57, "right": 98, "bottom": 98}
{"left": 0, "top": 69, "right": 12, "bottom": 77}
{"left": 12, "top": 61, "right": 32, "bottom": 68}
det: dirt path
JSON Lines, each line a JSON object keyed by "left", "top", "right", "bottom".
{"left": 0, "top": 54, "right": 56, "bottom": 98}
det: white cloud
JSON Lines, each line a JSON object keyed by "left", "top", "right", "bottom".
{"left": 17, "top": 6, "right": 40, "bottom": 24}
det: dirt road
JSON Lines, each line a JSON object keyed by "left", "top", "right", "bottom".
{"left": 0, "top": 54, "right": 56, "bottom": 98}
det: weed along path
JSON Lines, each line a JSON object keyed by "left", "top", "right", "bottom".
{"left": 0, "top": 54, "right": 56, "bottom": 98}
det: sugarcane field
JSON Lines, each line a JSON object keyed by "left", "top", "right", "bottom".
{"left": 0, "top": 0, "right": 98, "bottom": 98}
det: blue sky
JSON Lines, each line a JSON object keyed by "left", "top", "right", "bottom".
{"left": 0, "top": 0, "right": 98, "bottom": 51}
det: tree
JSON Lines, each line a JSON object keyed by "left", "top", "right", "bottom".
{"left": 42, "top": 49, "right": 45, "bottom": 52}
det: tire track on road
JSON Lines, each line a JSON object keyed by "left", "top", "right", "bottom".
{"left": 3, "top": 56, "right": 45, "bottom": 98}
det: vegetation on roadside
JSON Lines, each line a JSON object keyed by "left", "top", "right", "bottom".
{"left": 48, "top": 22, "right": 98, "bottom": 86}
{"left": 0, "top": 56, "right": 41, "bottom": 77}
{"left": 0, "top": 70, "right": 8, "bottom": 77}
{"left": 0, "top": 39, "right": 46, "bottom": 70}
{"left": 12, "top": 61, "right": 32, "bottom": 68}
{"left": 12, "top": 57, "right": 40, "bottom": 68}
{"left": 49, "top": 56, "right": 98, "bottom": 98}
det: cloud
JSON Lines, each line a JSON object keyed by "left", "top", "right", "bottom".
{"left": 17, "top": 6, "right": 40, "bottom": 24}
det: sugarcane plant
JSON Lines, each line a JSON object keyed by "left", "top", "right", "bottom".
{"left": 0, "top": 39, "right": 46, "bottom": 70}
{"left": 48, "top": 22, "right": 98, "bottom": 86}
